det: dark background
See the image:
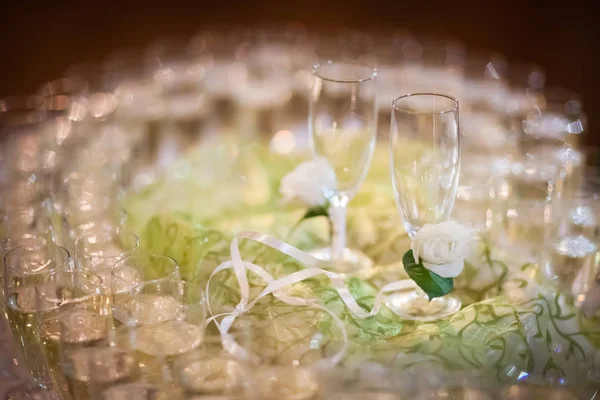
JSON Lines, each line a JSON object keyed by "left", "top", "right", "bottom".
{"left": 1, "top": 0, "right": 598, "bottom": 143}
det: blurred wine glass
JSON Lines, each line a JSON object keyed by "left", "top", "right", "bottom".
{"left": 309, "top": 61, "right": 378, "bottom": 273}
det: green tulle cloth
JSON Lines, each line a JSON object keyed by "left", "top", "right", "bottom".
{"left": 124, "top": 136, "right": 600, "bottom": 391}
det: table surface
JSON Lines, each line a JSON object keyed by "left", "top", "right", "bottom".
{"left": 123, "top": 138, "right": 600, "bottom": 393}
{"left": 3, "top": 138, "right": 600, "bottom": 397}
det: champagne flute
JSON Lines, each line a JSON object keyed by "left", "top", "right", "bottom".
{"left": 309, "top": 61, "right": 377, "bottom": 273}
{"left": 389, "top": 93, "right": 462, "bottom": 320}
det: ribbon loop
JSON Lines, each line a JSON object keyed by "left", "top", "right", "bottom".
{"left": 206, "top": 231, "right": 411, "bottom": 367}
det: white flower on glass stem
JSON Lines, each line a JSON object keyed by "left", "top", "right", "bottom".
{"left": 410, "top": 220, "right": 477, "bottom": 278}
{"left": 280, "top": 158, "right": 336, "bottom": 207}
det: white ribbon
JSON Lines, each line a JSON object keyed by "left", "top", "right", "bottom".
{"left": 206, "top": 231, "right": 416, "bottom": 369}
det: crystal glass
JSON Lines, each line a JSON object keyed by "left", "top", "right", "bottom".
{"left": 504, "top": 139, "right": 574, "bottom": 259}
{"left": 1, "top": 237, "right": 56, "bottom": 303}
{"left": 57, "top": 173, "right": 128, "bottom": 250}
{"left": 3, "top": 253, "right": 97, "bottom": 391}
{"left": 56, "top": 283, "right": 136, "bottom": 400}
{"left": 541, "top": 176, "right": 600, "bottom": 304}
{"left": 113, "top": 281, "right": 205, "bottom": 388}
{"left": 388, "top": 93, "right": 461, "bottom": 320}
{"left": 308, "top": 61, "right": 377, "bottom": 273}
{"left": 3, "top": 248, "right": 69, "bottom": 391}
{"left": 75, "top": 229, "right": 139, "bottom": 291}
{"left": 75, "top": 229, "right": 139, "bottom": 267}
{"left": 40, "top": 270, "right": 112, "bottom": 398}
{"left": 111, "top": 254, "right": 182, "bottom": 327}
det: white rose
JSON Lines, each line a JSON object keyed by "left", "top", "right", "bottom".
{"left": 280, "top": 158, "right": 336, "bottom": 207}
{"left": 410, "top": 220, "right": 477, "bottom": 278}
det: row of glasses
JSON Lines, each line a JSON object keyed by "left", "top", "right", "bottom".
{"left": 1, "top": 69, "right": 157, "bottom": 396}
{"left": 0, "top": 96, "right": 54, "bottom": 248}
{"left": 0, "top": 91, "right": 70, "bottom": 396}
{"left": 0, "top": 94, "right": 61, "bottom": 395}
{"left": 1, "top": 233, "right": 215, "bottom": 399}
{"left": 62, "top": 255, "right": 210, "bottom": 399}
{"left": 12, "top": 27, "right": 574, "bottom": 217}
{"left": 40, "top": 27, "right": 569, "bottom": 182}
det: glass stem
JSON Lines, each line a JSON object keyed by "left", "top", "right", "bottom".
{"left": 329, "top": 196, "right": 349, "bottom": 261}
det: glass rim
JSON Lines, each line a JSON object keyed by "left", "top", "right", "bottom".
{"left": 4, "top": 243, "right": 71, "bottom": 275}
{"left": 112, "top": 253, "right": 179, "bottom": 284}
{"left": 392, "top": 92, "right": 459, "bottom": 116}
{"left": 313, "top": 60, "right": 377, "bottom": 84}
{"left": 75, "top": 229, "right": 139, "bottom": 260}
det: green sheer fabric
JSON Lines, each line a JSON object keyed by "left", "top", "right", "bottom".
{"left": 125, "top": 137, "right": 600, "bottom": 392}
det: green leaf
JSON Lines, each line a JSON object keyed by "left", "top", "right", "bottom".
{"left": 402, "top": 249, "right": 454, "bottom": 300}
{"left": 301, "top": 201, "right": 330, "bottom": 220}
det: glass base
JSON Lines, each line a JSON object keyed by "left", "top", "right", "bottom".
{"left": 386, "top": 289, "right": 462, "bottom": 321}
{"left": 310, "top": 247, "right": 373, "bottom": 275}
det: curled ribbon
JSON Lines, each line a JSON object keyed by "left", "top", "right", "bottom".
{"left": 205, "top": 231, "right": 416, "bottom": 369}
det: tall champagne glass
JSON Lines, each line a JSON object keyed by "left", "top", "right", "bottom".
{"left": 389, "top": 93, "right": 462, "bottom": 320}
{"left": 309, "top": 61, "right": 377, "bottom": 273}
